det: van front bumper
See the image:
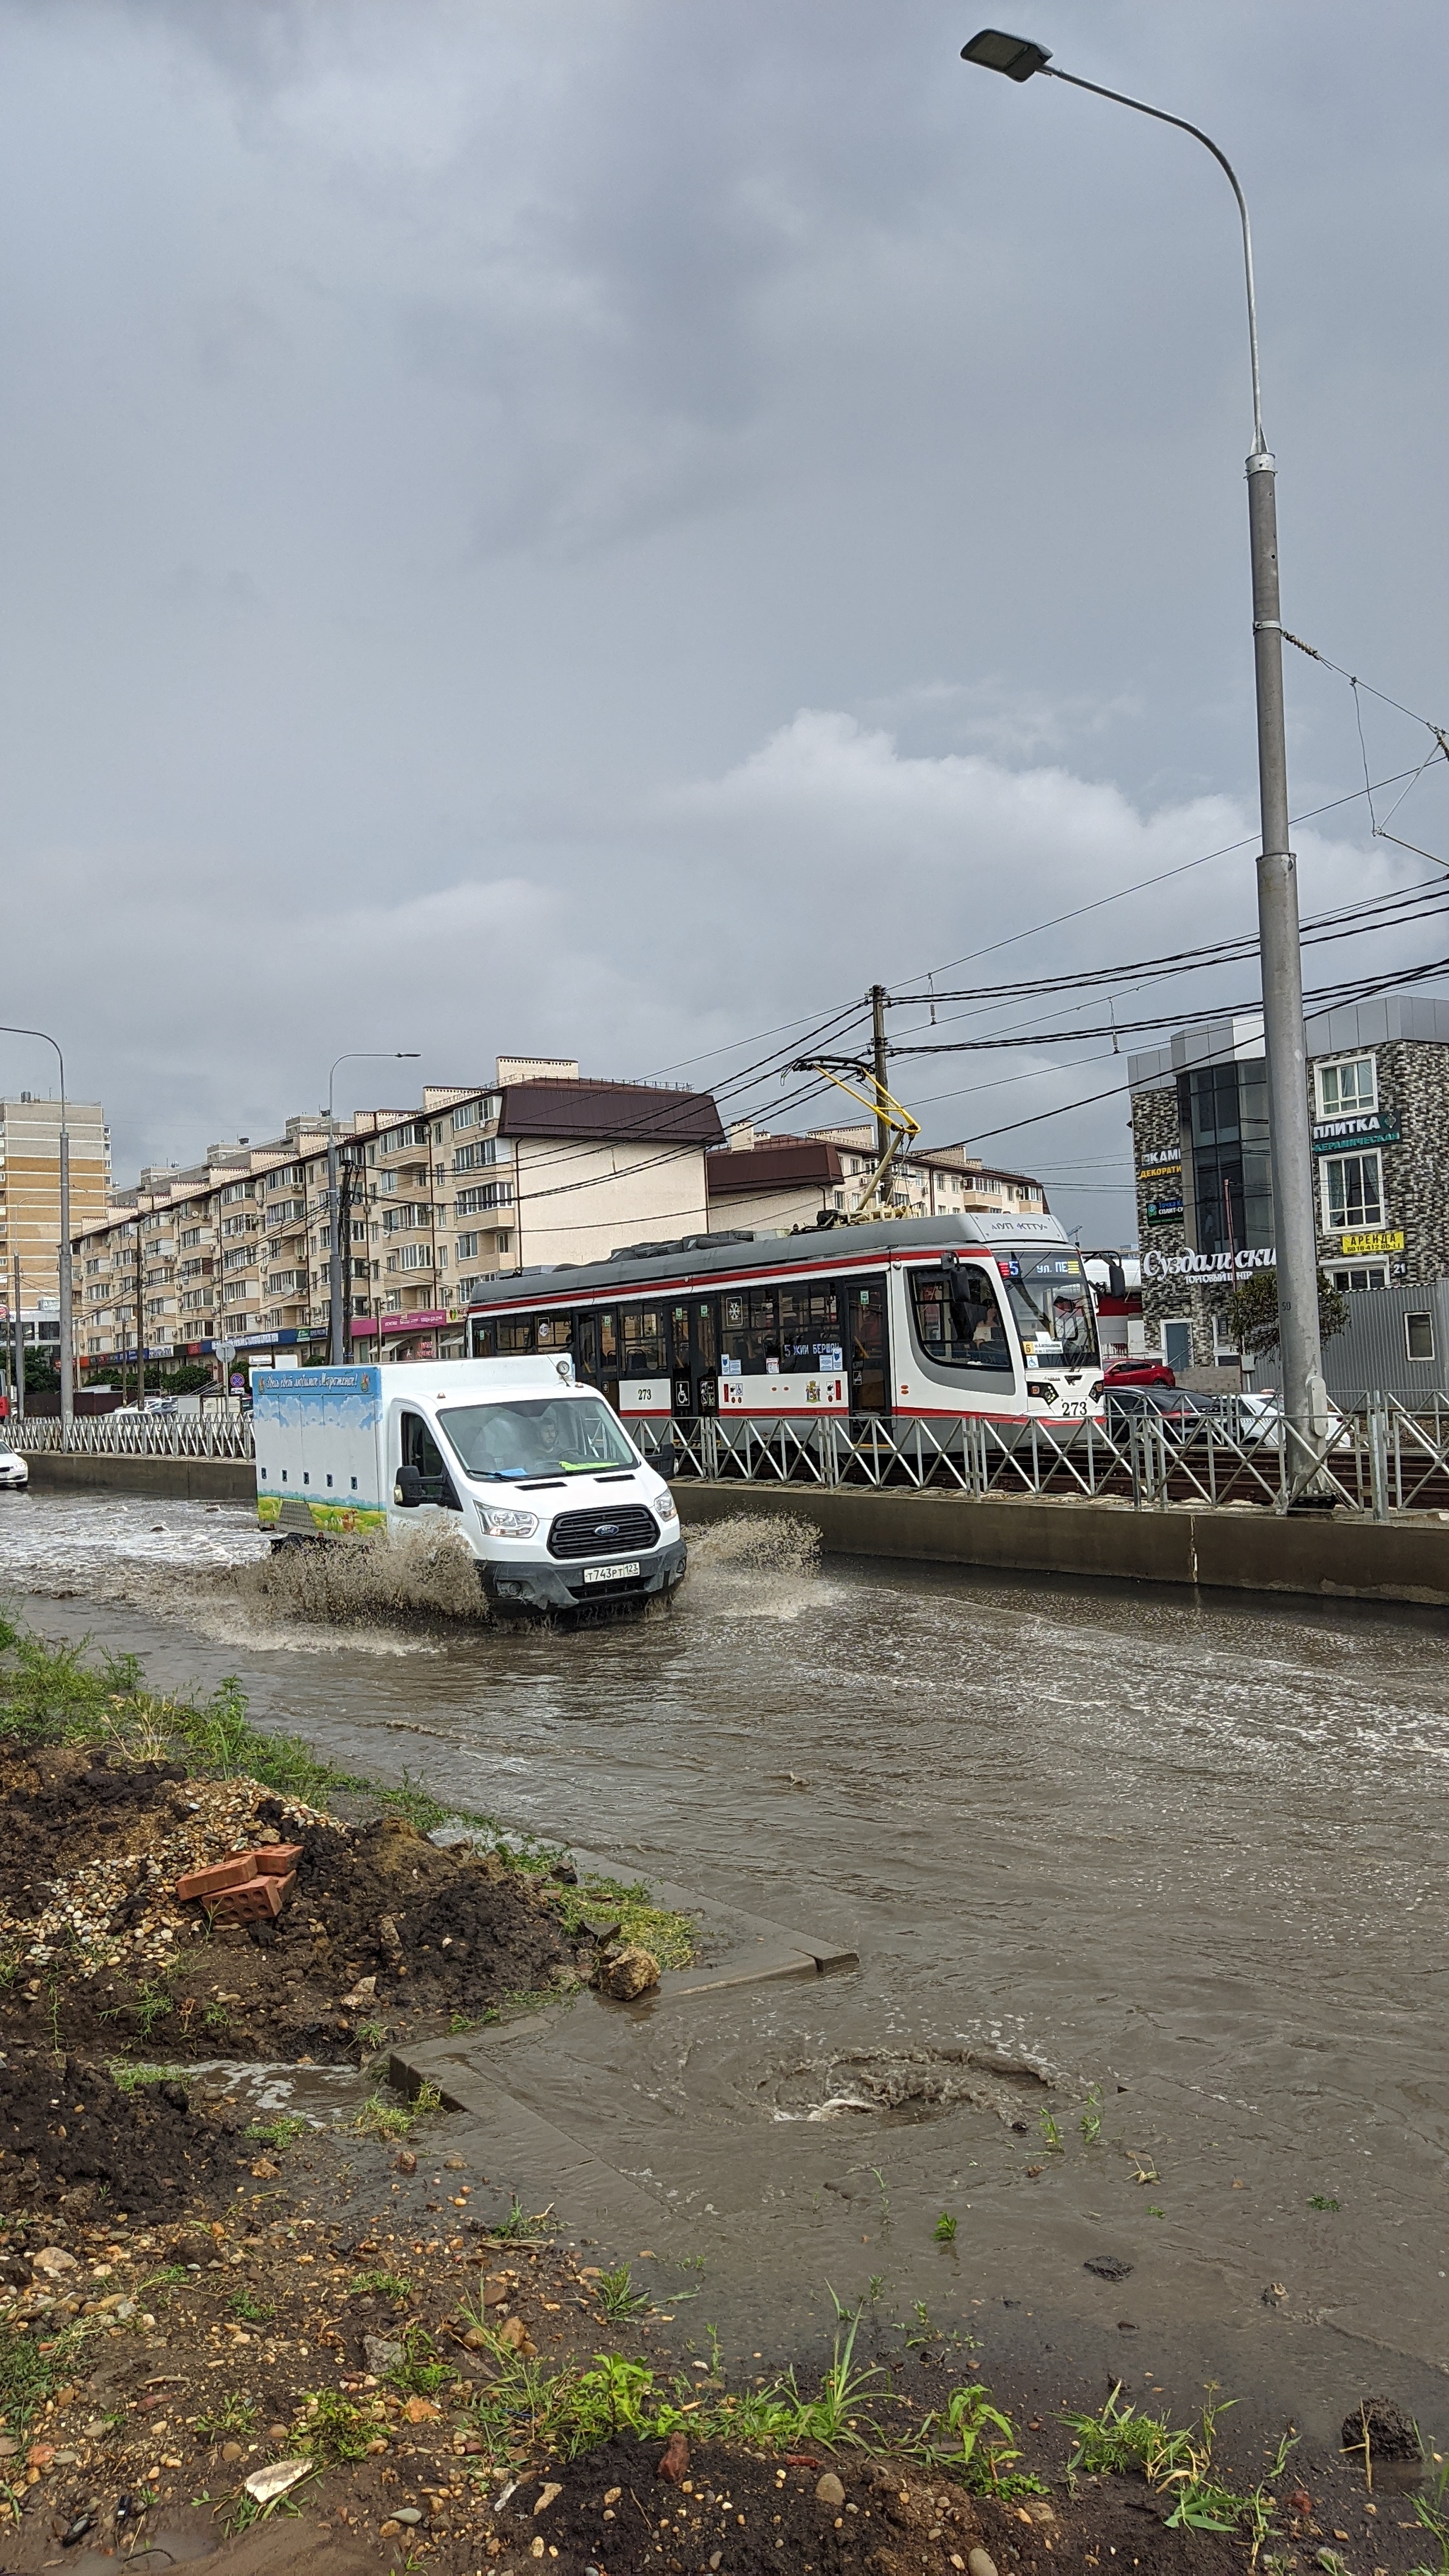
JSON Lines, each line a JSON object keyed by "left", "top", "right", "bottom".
{"left": 480, "top": 1537, "right": 688, "bottom": 1612}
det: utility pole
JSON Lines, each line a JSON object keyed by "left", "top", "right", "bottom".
{"left": 870, "top": 984, "right": 891, "bottom": 1179}
{"left": 11, "top": 1254, "right": 23, "bottom": 1421}
{"left": 327, "top": 1051, "right": 419, "bottom": 1365}
{"left": 134, "top": 1200, "right": 146, "bottom": 1409}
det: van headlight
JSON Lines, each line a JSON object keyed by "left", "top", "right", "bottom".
{"left": 654, "top": 1491, "right": 679, "bottom": 1523}
{"left": 478, "top": 1505, "right": 538, "bottom": 1539}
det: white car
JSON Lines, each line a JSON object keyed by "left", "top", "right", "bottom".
{"left": 0, "top": 1443, "right": 29, "bottom": 1489}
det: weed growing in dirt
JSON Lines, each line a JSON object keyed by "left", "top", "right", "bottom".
{"left": 1407, "top": 2464, "right": 1449, "bottom": 2576}
{"left": 1063, "top": 2382, "right": 1247, "bottom": 2535}
{"left": 1038, "top": 2106, "right": 1063, "bottom": 2154}
{"left": 1080, "top": 2087, "right": 1102, "bottom": 2144}
{"left": 245, "top": 2115, "right": 308, "bottom": 2151}
{"left": 299, "top": 2389, "right": 384, "bottom": 2461}
{"left": 388, "top": 2325, "right": 452, "bottom": 2398}
{"left": 193, "top": 2393, "right": 258, "bottom": 2441}
{"left": 1307, "top": 2194, "right": 1340, "bottom": 2211}
{"left": 105, "top": 2060, "right": 187, "bottom": 2093}
{"left": 0, "top": 2317, "right": 84, "bottom": 2439}
{"left": 547, "top": 1871, "right": 696, "bottom": 1971}
{"left": 594, "top": 2263, "right": 650, "bottom": 2323}
{"left": 350, "top": 2270, "right": 412, "bottom": 2302}
{"left": 356, "top": 2018, "right": 388, "bottom": 2052}
{"left": 350, "top": 2079, "right": 440, "bottom": 2142}
{"left": 933, "top": 2210, "right": 957, "bottom": 2242}
{"left": 911, "top": 2381, "right": 1043, "bottom": 2499}
{"left": 228, "top": 2287, "right": 275, "bottom": 2325}
{"left": 492, "top": 2197, "right": 555, "bottom": 2243}
{"left": 1268, "top": 2428, "right": 1299, "bottom": 2478}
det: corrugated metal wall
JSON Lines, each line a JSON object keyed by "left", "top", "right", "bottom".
{"left": 1320, "top": 1278, "right": 1449, "bottom": 1403}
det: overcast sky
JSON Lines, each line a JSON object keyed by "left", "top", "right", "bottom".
{"left": 1, "top": 0, "right": 1445, "bottom": 1242}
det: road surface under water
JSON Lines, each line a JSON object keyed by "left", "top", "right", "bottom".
{"left": 1, "top": 1486, "right": 1445, "bottom": 2445}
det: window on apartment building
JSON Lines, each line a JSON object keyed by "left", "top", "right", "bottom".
{"left": 180, "top": 1227, "right": 202, "bottom": 1248}
{"left": 399, "top": 1244, "right": 432, "bottom": 1272}
{"left": 85, "top": 1257, "right": 103, "bottom": 1276}
{"left": 451, "top": 1100, "right": 478, "bottom": 1131}
{"left": 1317, "top": 1056, "right": 1377, "bottom": 1120}
{"left": 1321, "top": 1150, "right": 1383, "bottom": 1233}
{"left": 1329, "top": 1265, "right": 1388, "bottom": 1292}
{"left": 456, "top": 1230, "right": 480, "bottom": 1261}
{"left": 456, "top": 1182, "right": 513, "bottom": 1217}
{"left": 1406, "top": 1311, "right": 1435, "bottom": 1362}
{"left": 379, "top": 1121, "right": 420, "bottom": 1155}
{"left": 219, "top": 1180, "right": 254, "bottom": 1205}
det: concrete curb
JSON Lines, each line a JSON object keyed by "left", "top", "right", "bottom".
{"left": 388, "top": 1870, "right": 858, "bottom": 2236}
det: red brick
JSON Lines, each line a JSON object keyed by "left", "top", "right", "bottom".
{"left": 175, "top": 1854, "right": 258, "bottom": 1903}
{"left": 253, "top": 1844, "right": 304, "bottom": 1877}
{"left": 207, "top": 1874, "right": 285, "bottom": 1924}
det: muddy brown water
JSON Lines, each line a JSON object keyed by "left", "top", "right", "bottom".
{"left": 1, "top": 1487, "right": 1446, "bottom": 2454}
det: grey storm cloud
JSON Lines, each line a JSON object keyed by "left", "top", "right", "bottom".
{"left": 1, "top": 0, "right": 1445, "bottom": 1242}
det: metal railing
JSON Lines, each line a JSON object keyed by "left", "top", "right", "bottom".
{"left": 635, "top": 1394, "right": 1449, "bottom": 1522}
{"left": 7, "top": 1412, "right": 255, "bottom": 1460}
{"left": 6, "top": 1393, "right": 1449, "bottom": 1519}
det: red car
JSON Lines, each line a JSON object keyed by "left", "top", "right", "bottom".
{"left": 1102, "top": 1356, "right": 1176, "bottom": 1389}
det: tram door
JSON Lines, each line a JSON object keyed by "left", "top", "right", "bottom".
{"left": 846, "top": 1277, "right": 889, "bottom": 1414}
{"left": 574, "top": 1308, "right": 620, "bottom": 1414}
{"left": 669, "top": 1298, "right": 718, "bottom": 1419}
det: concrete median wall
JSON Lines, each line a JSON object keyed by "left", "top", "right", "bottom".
{"left": 674, "top": 1481, "right": 1449, "bottom": 1607}
{"left": 21, "top": 1451, "right": 255, "bottom": 1506}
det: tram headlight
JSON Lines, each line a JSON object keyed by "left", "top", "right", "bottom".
{"left": 1026, "top": 1380, "right": 1056, "bottom": 1403}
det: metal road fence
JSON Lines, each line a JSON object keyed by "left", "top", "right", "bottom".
{"left": 7, "top": 1412, "right": 255, "bottom": 1461}
{"left": 635, "top": 1395, "right": 1449, "bottom": 1523}
{"left": 6, "top": 1395, "right": 1449, "bottom": 1518}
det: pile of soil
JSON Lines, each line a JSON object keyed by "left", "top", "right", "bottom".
{"left": 0, "top": 2050, "right": 243, "bottom": 2217}
{"left": 0, "top": 1749, "right": 585, "bottom": 2067}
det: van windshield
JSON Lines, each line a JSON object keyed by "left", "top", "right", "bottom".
{"left": 438, "top": 1395, "right": 637, "bottom": 1480}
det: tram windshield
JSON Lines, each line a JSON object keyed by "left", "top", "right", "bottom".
{"left": 438, "top": 1396, "right": 637, "bottom": 1479}
{"left": 1000, "top": 1250, "right": 1099, "bottom": 1366}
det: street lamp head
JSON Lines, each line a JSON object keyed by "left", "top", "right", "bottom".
{"left": 960, "top": 28, "right": 1052, "bottom": 79}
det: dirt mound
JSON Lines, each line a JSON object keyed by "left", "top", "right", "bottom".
{"left": 0, "top": 2050, "right": 242, "bottom": 2217}
{"left": 0, "top": 1750, "right": 582, "bottom": 2069}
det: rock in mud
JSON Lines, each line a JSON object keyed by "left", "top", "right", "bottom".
{"left": 657, "top": 2432, "right": 689, "bottom": 2483}
{"left": 816, "top": 2473, "right": 845, "bottom": 2508}
{"left": 364, "top": 2336, "right": 404, "bottom": 2374}
{"left": 1083, "top": 2253, "right": 1133, "bottom": 2281}
{"left": 968, "top": 2553, "right": 999, "bottom": 2576}
{"left": 1341, "top": 2396, "right": 1420, "bottom": 2460}
{"left": 597, "top": 1943, "right": 660, "bottom": 2001}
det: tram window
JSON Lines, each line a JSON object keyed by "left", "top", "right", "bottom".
{"left": 620, "top": 1304, "right": 665, "bottom": 1376}
{"left": 471, "top": 1317, "right": 495, "bottom": 1356}
{"left": 598, "top": 1310, "right": 618, "bottom": 1368}
{"left": 695, "top": 1300, "right": 716, "bottom": 1366}
{"left": 722, "top": 1286, "right": 779, "bottom": 1371}
{"left": 535, "top": 1312, "right": 574, "bottom": 1350}
{"left": 780, "top": 1282, "right": 842, "bottom": 1370}
{"left": 911, "top": 1266, "right": 1013, "bottom": 1375}
{"left": 495, "top": 1317, "right": 534, "bottom": 1353}
{"left": 1000, "top": 1252, "right": 1099, "bottom": 1365}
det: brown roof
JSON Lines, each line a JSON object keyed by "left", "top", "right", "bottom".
{"left": 707, "top": 1138, "right": 843, "bottom": 1196}
{"left": 497, "top": 1079, "right": 725, "bottom": 1148}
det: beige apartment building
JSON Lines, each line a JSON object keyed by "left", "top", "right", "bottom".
{"left": 0, "top": 1093, "right": 110, "bottom": 1334}
{"left": 73, "top": 1059, "right": 727, "bottom": 1375}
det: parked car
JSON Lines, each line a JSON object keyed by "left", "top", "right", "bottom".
{"left": 0, "top": 1443, "right": 29, "bottom": 1489}
{"left": 1102, "top": 1356, "right": 1176, "bottom": 1389}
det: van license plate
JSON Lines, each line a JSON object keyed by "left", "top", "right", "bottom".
{"left": 583, "top": 1559, "right": 640, "bottom": 1584}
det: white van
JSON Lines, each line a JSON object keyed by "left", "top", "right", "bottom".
{"left": 251, "top": 1357, "right": 686, "bottom": 1613}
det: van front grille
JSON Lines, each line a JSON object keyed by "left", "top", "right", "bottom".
{"left": 547, "top": 1505, "right": 660, "bottom": 1561}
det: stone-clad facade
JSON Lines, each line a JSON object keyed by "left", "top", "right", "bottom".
{"left": 1128, "top": 998, "right": 1449, "bottom": 1370}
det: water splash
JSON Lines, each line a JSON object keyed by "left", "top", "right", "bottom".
{"left": 233, "top": 1523, "right": 491, "bottom": 1631}
{"left": 683, "top": 1511, "right": 826, "bottom": 1622}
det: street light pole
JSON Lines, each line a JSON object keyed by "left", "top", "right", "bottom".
{"left": 326, "top": 1052, "right": 420, "bottom": 1365}
{"left": 0, "top": 1024, "right": 74, "bottom": 1440}
{"left": 959, "top": 31, "right": 1328, "bottom": 1477}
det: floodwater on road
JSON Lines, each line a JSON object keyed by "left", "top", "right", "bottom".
{"left": 1, "top": 1485, "right": 1446, "bottom": 2442}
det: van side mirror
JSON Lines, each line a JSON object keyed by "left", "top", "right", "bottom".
{"left": 394, "top": 1463, "right": 425, "bottom": 1508}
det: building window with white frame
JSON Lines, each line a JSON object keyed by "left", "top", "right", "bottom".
{"left": 1321, "top": 1150, "right": 1383, "bottom": 1232}
{"left": 1316, "top": 1054, "right": 1377, "bottom": 1119}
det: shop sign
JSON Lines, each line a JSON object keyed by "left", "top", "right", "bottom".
{"left": 379, "top": 1308, "right": 448, "bottom": 1334}
{"left": 1312, "top": 1111, "right": 1399, "bottom": 1151}
{"left": 1145, "top": 1196, "right": 1184, "bottom": 1226}
{"left": 1339, "top": 1228, "right": 1405, "bottom": 1257}
{"left": 1142, "top": 1244, "right": 1276, "bottom": 1282}
{"left": 350, "top": 1316, "right": 380, "bottom": 1338}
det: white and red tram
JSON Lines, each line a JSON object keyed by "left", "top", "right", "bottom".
{"left": 466, "top": 1213, "right": 1105, "bottom": 1448}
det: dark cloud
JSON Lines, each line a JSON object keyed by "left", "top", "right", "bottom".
{"left": 0, "top": 0, "right": 1444, "bottom": 1243}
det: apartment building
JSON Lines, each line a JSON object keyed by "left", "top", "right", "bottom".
{"left": 0, "top": 1094, "right": 110, "bottom": 1317}
{"left": 73, "top": 1059, "right": 727, "bottom": 1374}
{"left": 704, "top": 1121, "right": 1049, "bottom": 1234}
